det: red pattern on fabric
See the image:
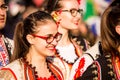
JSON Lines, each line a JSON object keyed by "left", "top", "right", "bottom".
{"left": 1, "top": 68, "right": 17, "bottom": 80}
{"left": 48, "top": 60, "right": 63, "bottom": 80}
{"left": 94, "top": 61, "right": 101, "bottom": 80}
{"left": 23, "top": 59, "right": 63, "bottom": 80}
{"left": 113, "top": 56, "right": 120, "bottom": 79}
{"left": 74, "top": 57, "right": 85, "bottom": 79}
{"left": 0, "top": 36, "right": 9, "bottom": 68}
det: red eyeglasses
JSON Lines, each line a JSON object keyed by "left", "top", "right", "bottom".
{"left": 31, "top": 32, "right": 62, "bottom": 44}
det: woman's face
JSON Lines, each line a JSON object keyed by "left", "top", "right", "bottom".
{"left": 0, "top": 0, "right": 7, "bottom": 29}
{"left": 59, "top": 0, "right": 82, "bottom": 30}
{"left": 30, "top": 20, "right": 58, "bottom": 57}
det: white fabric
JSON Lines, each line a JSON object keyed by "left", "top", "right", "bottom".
{"left": 56, "top": 43, "right": 78, "bottom": 63}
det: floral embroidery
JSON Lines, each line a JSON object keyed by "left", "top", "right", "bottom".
{"left": 74, "top": 57, "right": 85, "bottom": 79}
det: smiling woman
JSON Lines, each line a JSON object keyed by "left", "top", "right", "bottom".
{"left": 0, "top": 11, "right": 67, "bottom": 80}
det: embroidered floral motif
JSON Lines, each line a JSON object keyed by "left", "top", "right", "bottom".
{"left": 74, "top": 57, "right": 85, "bottom": 79}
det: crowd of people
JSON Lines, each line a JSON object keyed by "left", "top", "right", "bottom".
{"left": 0, "top": 0, "right": 119, "bottom": 80}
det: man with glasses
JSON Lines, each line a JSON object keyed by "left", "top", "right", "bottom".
{"left": 0, "top": 0, "right": 13, "bottom": 68}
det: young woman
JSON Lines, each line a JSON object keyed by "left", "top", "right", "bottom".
{"left": 46, "top": 0, "right": 90, "bottom": 76}
{"left": 76, "top": 0, "right": 120, "bottom": 79}
{"left": 0, "top": 11, "right": 68, "bottom": 80}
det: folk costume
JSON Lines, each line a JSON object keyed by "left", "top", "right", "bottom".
{"left": 0, "top": 57, "right": 67, "bottom": 80}
{"left": 69, "top": 41, "right": 101, "bottom": 80}
{"left": 56, "top": 39, "right": 86, "bottom": 79}
{"left": 0, "top": 34, "right": 13, "bottom": 68}
{"left": 76, "top": 53, "right": 120, "bottom": 80}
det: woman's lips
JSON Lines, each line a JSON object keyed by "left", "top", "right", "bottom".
{"left": 49, "top": 47, "right": 56, "bottom": 52}
{"left": 0, "top": 18, "right": 5, "bottom": 22}
{"left": 75, "top": 22, "right": 78, "bottom": 25}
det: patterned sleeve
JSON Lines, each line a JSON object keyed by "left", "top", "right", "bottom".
{"left": 0, "top": 68, "right": 17, "bottom": 80}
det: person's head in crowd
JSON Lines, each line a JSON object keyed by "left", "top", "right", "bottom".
{"left": 101, "top": 0, "right": 120, "bottom": 54}
{"left": 0, "top": 0, "right": 8, "bottom": 29}
{"left": 46, "top": 0, "right": 84, "bottom": 49}
{"left": 22, "top": 6, "right": 39, "bottom": 19}
{"left": 12, "top": 11, "right": 62, "bottom": 60}
{"left": 8, "top": 0, "right": 25, "bottom": 17}
{"left": 47, "top": 0, "right": 83, "bottom": 34}
{"left": 25, "top": 0, "right": 48, "bottom": 11}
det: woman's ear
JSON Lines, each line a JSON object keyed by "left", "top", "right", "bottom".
{"left": 26, "top": 34, "right": 35, "bottom": 44}
{"left": 115, "top": 25, "right": 120, "bottom": 35}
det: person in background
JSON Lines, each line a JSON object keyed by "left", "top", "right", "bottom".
{"left": 3, "top": 0, "right": 25, "bottom": 39}
{"left": 76, "top": 0, "right": 120, "bottom": 79}
{"left": 46, "top": 0, "right": 90, "bottom": 78}
{"left": 0, "top": 0, "right": 13, "bottom": 69}
{"left": 22, "top": 0, "right": 48, "bottom": 19}
{"left": 0, "top": 11, "right": 68, "bottom": 80}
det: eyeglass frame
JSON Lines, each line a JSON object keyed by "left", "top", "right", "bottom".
{"left": 0, "top": 4, "right": 8, "bottom": 11}
{"left": 31, "top": 32, "right": 62, "bottom": 44}
{"left": 60, "top": 8, "right": 83, "bottom": 17}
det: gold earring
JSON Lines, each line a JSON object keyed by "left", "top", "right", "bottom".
{"left": 52, "top": 12, "right": 61, "bottom": 26}
{"left": 52, "top": 12, "right": 59, "bottom": 21}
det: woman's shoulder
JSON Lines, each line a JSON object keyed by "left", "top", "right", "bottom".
{"left": 69, "top": 53, "right": 95, "bottom": 80}
{"left": 76, "top": 54, "right": 116, "bottom": 80}
{"left": 69, "top": 41, "right": 102, "bottom": 80}
{"left": 71, "top": 36, "right": 90, "bottom": 52}
{"left": 4, "top": 59, "right": 23, "bottom": 69}
{"left": 0, "top": 59, "right": 24, "bottom": 80}
{"left": 0, "top": 67, "right": 17, "bottom": 80}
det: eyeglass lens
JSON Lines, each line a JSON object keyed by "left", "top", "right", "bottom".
{"left": 70, "top": 9, "right": 83, "bottom": 17}
{"left": 47, "top": 32, "right": 62, "bottom": 44}
{"left": 61, "top": 9, "right": 83, "bottom": 17}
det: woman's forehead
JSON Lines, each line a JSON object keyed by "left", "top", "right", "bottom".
{"left": 36, "top": 20, "right": 57, "bottom": 32}
{"left": 60, "top": 0, "right": 79, "bottom": 9}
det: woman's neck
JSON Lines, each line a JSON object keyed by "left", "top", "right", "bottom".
{"left": 26, "top": 52, "right": 47, "bottom": 67}
{"left": 26, "top": 53, "right": 51, "bottom": 77}
{"left": 58, "top": 32, "right": 72, "bottom": 46}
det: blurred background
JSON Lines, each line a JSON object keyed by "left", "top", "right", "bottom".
{"left": 4, "top": 0, "right": 112, "bottom": 46}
